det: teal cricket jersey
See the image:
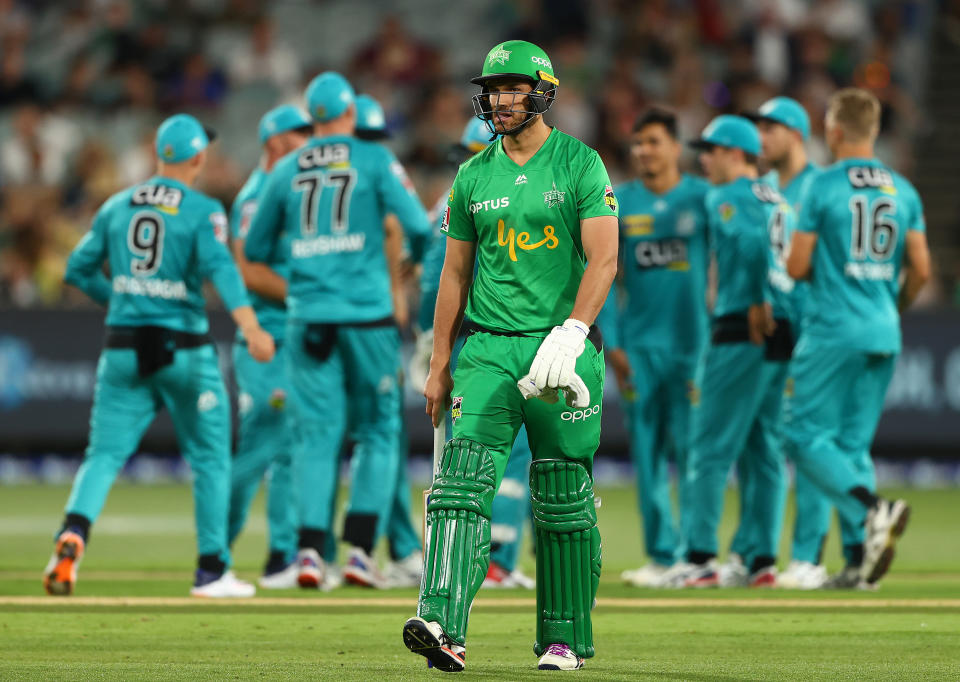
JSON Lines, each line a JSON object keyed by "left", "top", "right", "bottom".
{"left": 417, "top": 191, "right": 449, "bottom": 330}
{"left": 244, "top": 135, "right": 431, "bottom": 324}
{"left": 230, "top": 166, "right": 288, "bottom": 341}
{"left": 64, "top": 175, "right": 248, "bottom": 334}
{"left": 706, "top": 176, "right": 792, "bottom": 320}
{"left": 796, "top": 158, "right": 925, "bottom": 353}
{"left": 601, "top": 174, "right": 710, "bottom": 356}
{"left": 764, "top": 162, "right": 820, "bottom": 328}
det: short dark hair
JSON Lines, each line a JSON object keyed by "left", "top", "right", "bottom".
{"left": 632, "top": 108, "right": 678, "bottom": 138}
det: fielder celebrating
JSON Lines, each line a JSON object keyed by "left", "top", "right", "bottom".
{"left": 227, "top": 105, "right": 313, "bottom": 589}
{"left": 784, "top": 88, "right": 930, "bottom": 587}
{"left": 600, "top": 109, "right": 710, "bottom": 588}
{"left": 245, "top": 72, "right": 431, "bottom": 589}
{"left": 402, "top": 40, "right": 619, "bottom": 672}
{"left": 47, "top": 114, "right": 275, "bottom": 598}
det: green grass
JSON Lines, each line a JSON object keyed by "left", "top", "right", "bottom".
{"left": 1, "top": 483, "right": 959, "bottom": 679}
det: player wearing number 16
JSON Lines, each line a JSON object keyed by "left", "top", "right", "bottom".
{"left": 244, "top": 72, "right": 432, "bottom": 589}
{"left": 783, "top": 88, "right": 931, "bottom": 587}
{"left": 47, "top": 114, "right": 275, "bottom": 599}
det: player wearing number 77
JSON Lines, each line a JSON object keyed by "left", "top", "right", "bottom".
{"left": 403, "top": 40, "right": 619, "bottom": 673}
{"left": 47, "top": 113, "right": 275, "bottom": 599}
{"left": 783, "top": 88, "right": 930, "bottom": 587}
{"left": 244, "top": 72, "right": 432, "bottom": 590}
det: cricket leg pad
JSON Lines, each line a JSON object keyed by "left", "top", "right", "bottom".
{"left": 418, "top": 438, "right": 496, "bottom": 645}
{"left": 531, "top": 459, "right": 601, "bottom": 659}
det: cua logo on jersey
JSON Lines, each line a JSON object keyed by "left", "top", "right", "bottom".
{"left": 604, "top": 184, "right": 617, "bottom": 213}
{"left": 847, "top": 166, "right": 896, "bottom": 195}
{"left": 451, "top": 396, "right": 463, "bottom": 422}
{"left": 543, "top": 181, "right": 565, "bottom": 208}
{"left": 719, "top": 202, "right": 736, "bottom": 221}
{"left": 634, "top": 239, "right": 689, "bottom": 271}
{"left": 131, "top": 184, "right": 183, "bottom": 214}
{"left": 497, "top": 219, "right": 559, "bottom": 262}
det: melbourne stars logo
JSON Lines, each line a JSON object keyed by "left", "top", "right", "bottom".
{"left": 543, "top": 181, "right": 565, "bottom": 208}
{"left": 488, "top": 45, "right": 512, "bottom": 66}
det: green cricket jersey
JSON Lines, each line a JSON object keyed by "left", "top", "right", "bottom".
{"left": 442, "top": 128, "right": 617, "bottom": 333}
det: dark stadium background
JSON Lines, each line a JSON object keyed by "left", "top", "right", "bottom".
{"left": 1, "top": 0, "right": 958, "bottom": 482}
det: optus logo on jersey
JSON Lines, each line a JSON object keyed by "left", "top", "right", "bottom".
{"left": 497, "top": 219, "right": 558, "bottom": 262}
{"left": 470, "top": 197, "right": 509, "bottom": 213}
{"left": 561, "top": 404, "right": 600, "bottom": 422}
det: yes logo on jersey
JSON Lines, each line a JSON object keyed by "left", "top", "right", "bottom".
{"left": 497, "top": 219, "right": 559, "bottom": 262}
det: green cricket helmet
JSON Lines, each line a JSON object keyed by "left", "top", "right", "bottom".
{"left": 471, "top": 40, "right": 559, "bottom": 136}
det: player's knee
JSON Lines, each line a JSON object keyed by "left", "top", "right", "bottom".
{"left": 428, "top": 438, "right": 497, "bottom": 519}
{"left": 529, "top": 459, "right": 597, "bottom": 532}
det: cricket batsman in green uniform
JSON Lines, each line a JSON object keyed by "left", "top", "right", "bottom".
{"left": 401, "top": 40, "right": 619, "bottom": 672}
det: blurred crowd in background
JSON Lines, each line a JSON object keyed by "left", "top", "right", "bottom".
{"left": 0, "top": 0, "right": 951, "bottom": 311}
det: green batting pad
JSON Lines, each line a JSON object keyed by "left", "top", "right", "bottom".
{"left": 531, "top": 459, "right": 601, "bottom": 659}
{"left": 418, "top": 438, "right": 497, "bottom": 644}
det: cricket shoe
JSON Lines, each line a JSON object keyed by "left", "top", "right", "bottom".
{"left": 777, "top": 560, "right": 827, "bottom": 590}
{"left": 682, "top": 560, "right": 720, "bottom": 588}
{"left": 822, "top": 565, "right": 876, "bottom": 591}
{"left": 384, "top": 551, "right": 423, "bottom": 588}
{"left": 343, "top": 547, "right": 386, "bottom": 588}
{"left": 43, "top": 530, "right": 85, "bottom": 596}
{"left": 402, "top": 616, "right": 466, "bottom": 672}
{"left": 482, "top": 561, "right": 535, "bottom": 589}
{"left": 654, "top": 561, "right": 696, "bottom": 589}
{"left": 190, "top": 570, "right": 256, "bottom": 598}
{"left": 258, "top": 561, "right": 299, "bottom": 589}
{"left": 296, "top": 548, "right": 325, "bottom": 589}
{"left": 862, "top": 498, "right": 910, "bottom": 584}
{"left": 748, "top": 566, "right": 777, "bottom": 588}
{"left": 538, "top": 643, "right": 584, "bottom": 671}
{"left": 621, "top": 562, "right": 671, "bottom": 587}
{"left": 717, "top": 554, "right": 748, "bottom": 587}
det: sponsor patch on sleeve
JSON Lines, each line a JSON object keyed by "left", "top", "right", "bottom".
{"left": 239, "top": 201, "right": 257, "bottom": 239}
{"left": 210, "top": 212, "right": 228, "bottom": 244}
{"left": 390, "top": 160, "right": 416, "bottom": 194}
{"left": 440, "top": 206, "right": 451, "bottom": 233}
{"left": 604, "top": 184, "right": 617, "bottom": 212}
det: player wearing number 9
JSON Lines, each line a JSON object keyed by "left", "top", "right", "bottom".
{"left": 244, "top": 72, "right": 432, "bottom": 588}
{"left": 47, "top": 113, "right": 275, "bottom": 599}
{"left": 783, "top": 88, "right": 930, "bottom": 587}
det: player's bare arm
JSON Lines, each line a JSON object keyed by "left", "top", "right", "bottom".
{"left": 899, "top": 230, "right": 931, "bottom": 311}
{"left": 383, "top": 213, "right": 410, "bottom": 328}
{"left": 424, "top": 235, "right": 475, "bottom": 427}
{"left": 786, "top": 231, "right": 817, "bottom": 280}
{"left": 231, "top": 305, "right": 275, "bottom": 363}
{"left": 570, "top": 215, "right": 619, "bottom": 325}
{"left": 231, "top": 238, "right": 287, "bottom": 302}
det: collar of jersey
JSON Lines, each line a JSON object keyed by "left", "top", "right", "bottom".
{"left": 150, "top": 175, "right": 189, "bottom": 191}
{"left": 494, "top": 126, "right": 557, "bottom": 170}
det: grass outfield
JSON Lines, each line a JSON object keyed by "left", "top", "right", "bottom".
{"left": 1, "top": 483, "right": 958, "bottom": 680}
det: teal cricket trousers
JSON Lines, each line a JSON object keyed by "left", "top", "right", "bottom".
{"left": 228, "top": 342, "right": 297, "bottom": 564}
{"left": 285, "top": 320, "right": 401, "bottom": 548}
{"left": 686, "top": 342, "right": 787, "bottom": 562}
{"left": 66, "top": 345, "right": 232, "bottom": 563}
{"left": 621, "top": 347, "right": 696, "bottom": 566}
{"left": 385, "top": 381, "right": 422, "bottom": 561}
{"left": 782, "top": 341, "right": 895, "bottom": 552}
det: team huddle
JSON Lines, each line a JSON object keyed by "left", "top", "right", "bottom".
{"left": 43, "top": 38, "right": 929, "bottom": 673}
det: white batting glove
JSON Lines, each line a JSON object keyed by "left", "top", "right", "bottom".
{"left": 523, "top": 318, "right": 591, "bottom": 408}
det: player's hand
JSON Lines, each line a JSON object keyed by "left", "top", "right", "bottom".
{"left": 424, "top": 363, "right": 453, "bottom": 428}
{"left": 528, "top": 318, "right": 589, "bottom": 391}
{"left": 246, "top": 327, "right": 276, "bottom": 363}
{"left": 606, "top": 348, "right": 635, "bottom": 401}
{"left": 748, "top": 303, "right": 776, "bottom": 346}
{"left": 408, "top": 328, "right": 434, "bottom": 392}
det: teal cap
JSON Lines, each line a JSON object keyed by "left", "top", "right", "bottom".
{"left": 258, "top": 105, "right": 312, "bottom": 145}
{"left": 745, "top": 96, "right": 810, "bottom": 140}
{"left": 355, "top": 94, "right": 388, "bottom": 140}
{"left": 689, "top": 115, "right": 761, "bottom": 156}
{"left": 460, "top": 117, "right": 494, "bottom": 152}
{"left": 155, "top": 114, "right": 215, "bottom": 162}
{"left": 305, "top": 72, "right": 355, "bottom": 123}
